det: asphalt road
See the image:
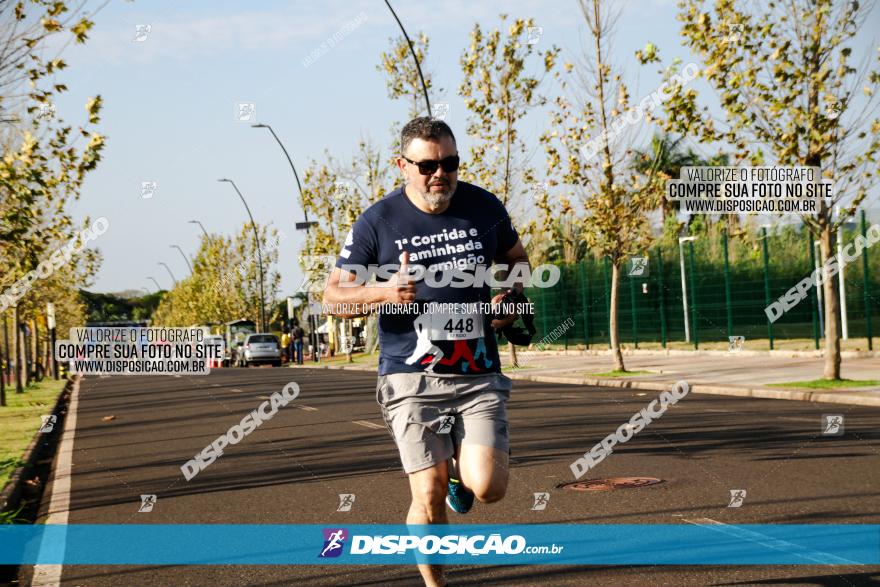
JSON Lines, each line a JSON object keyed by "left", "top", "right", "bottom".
{"left": 20, "top": 367, "right": 880, "bottom": 586}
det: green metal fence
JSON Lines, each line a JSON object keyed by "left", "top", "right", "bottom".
{"left": 525, "top": 211, "right": 879, "bottom": 350}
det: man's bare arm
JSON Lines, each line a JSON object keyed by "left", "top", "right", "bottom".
{"left": 322, "top": 253, "right": 416, "bottom": 318}
{"left": 490, "top": 239, "right": 531, "bottom": 329}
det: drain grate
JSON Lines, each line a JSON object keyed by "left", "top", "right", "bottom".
{"left": 557, "top": 477, "right": 663, "bottom": 491}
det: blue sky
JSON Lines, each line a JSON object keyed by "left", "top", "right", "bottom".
{"left": 49, "top": 0, "right": 879, "bottom": 295}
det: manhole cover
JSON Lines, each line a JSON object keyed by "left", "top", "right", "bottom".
{"left": 557, "top": 477, "right": 663, "bottom": 491}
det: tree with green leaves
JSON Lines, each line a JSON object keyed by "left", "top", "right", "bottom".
{"left": 377, "top": 32, "right": 434, "bottom": 120}
{"left": 459, "top": 14, "right": 558, "bottom": 367}
{"left": 1, "top": 0, "right": 106, "bottom": 400}
{"left": 648, "top": 0, "right": 880, "bottom": 379}
{"left": 151, "top": 225, "right": 282, "bottom": 329}
{"left": 541, "top": 0, "right": 662, "bottom": 372}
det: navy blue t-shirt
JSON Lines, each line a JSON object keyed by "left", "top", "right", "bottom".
{"left": 335, "top": 181, "right": 519, "bottom": 376}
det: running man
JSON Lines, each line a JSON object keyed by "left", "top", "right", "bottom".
{"left": 323, "top": 117, "right": 530, "bottom": 586}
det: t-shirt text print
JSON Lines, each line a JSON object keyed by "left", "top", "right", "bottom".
{"left": 335, "top": 181, "right": 519, "bottom": 376}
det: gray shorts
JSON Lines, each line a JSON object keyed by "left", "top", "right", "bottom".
{"left": 376, "top": 372, "right": 512, "bottom": 474}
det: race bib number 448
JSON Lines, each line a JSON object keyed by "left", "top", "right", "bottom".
{"left": 427, "top": 311, "right": 485, "bottom": 341}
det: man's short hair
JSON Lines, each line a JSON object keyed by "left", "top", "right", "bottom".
{"left": 400, "top": 117, "right": 456, "bottom": 156}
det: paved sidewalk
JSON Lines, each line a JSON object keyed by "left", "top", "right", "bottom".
{"left": 303, "top": 348, "right": 880, "bottom": 407}
{"left": 496, "top": 349, "right": 880, "bottom": 407}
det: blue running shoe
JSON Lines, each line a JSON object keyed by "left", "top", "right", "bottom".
{"left": 446, "top": 477, "right": 474, "bottom": 514}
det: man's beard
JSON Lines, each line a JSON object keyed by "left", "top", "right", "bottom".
{"left": 417, "top": 179, "right": 457, "bottom": 209}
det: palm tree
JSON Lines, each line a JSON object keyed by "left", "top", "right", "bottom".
{"left": 632, "top": 133, "right": 703, "bottom": 221}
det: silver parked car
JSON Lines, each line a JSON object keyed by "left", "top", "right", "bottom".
{"left": 241, "top": 333, "right": 281, "bottom": 367}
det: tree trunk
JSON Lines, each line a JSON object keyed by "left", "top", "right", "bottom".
{"left": 32, "top": 318, "right": 42, "bottom": 381}
{"left": 508, "top": 342, "right": 518, "bottom": 368}
{"left": 0, "top": 329, "right": 5, "bottom": 406}
{"left": 346, "top": 319, "right": 353, "bottom": 364}
{"left": 22, "top": 321, "right": 31, "bottom": 387}
{"left": 365, "top": 314, "right": 379, "bottom": 355}
{"left": 820, "top": 224, "right": 841, "bottom": 379}
{"left": 609, "top": 261, "right": 626, "bottom": 371}
{"left": 13, "top": 306, "right": 23, "bottom": 393}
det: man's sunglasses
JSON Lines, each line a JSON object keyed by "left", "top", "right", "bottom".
{"left": 401, "top": 154, "right": 460, "bottom": 176}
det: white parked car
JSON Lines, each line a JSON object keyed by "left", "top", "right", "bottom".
{"left": 241, "top": 333, "right": 281, "bottom": 367}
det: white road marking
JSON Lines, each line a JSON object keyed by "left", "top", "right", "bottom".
{"left": 230, "top": 388, "right": 243, "bottom": 393}
{"left": 32, "top": 377, "right": 81, "bottom": 586}
{"left": 352, "top": 420, "right": 386, "bottom": 430}
{"left": 295, "top": 405, "right": 318, "bottom": 412}
{"left": 682, "top": 517, "right": 859, "bottom": 565}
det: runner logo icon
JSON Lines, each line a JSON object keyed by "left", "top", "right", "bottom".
{"left": 437, "top": 415, "right": 455, "bottom": 435}
{"left": 319, "top": 528, "right": 348, "bottom": 558}
{"left": 337, "top": 494, "right": 355, "bottom": 512}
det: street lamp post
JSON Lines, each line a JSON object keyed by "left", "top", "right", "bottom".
{"left": 158, "top": 262, "right": 177, "bottom": 286}
{"left": 188, "top": 219, "right": 210, "bottom": 241}
{"left": 678, "top": 236, "right": 697, "bottom": 343}
{"left": 171, "top": 244, "right": 194, "bottom": 274}
{"left": 218, "top": 179, "right": 267, "bottom": 333}
{"left": 252, "top": 123, "right": 319, "bottom": 361}
{"left": 147, "top": 277, "right": 163, "bottom": 292}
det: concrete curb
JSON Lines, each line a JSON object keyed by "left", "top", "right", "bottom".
{"left": 304, "top": 363, "right": 880, "bottom": 407}
{"left": 504, "top": 372, "right": 880, "bottom": 407}
{"left": 518, "top": 348, "right": 877, "bottom": 359}
{"left": 0, "top": 377, "right": 73, "bottom": 514}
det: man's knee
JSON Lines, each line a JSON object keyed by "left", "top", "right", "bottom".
{"left": 471, "top": 479, "right": 507, "bottom": 504}
{"left": 410, "top": 469, "right": 448, "bottom": 512}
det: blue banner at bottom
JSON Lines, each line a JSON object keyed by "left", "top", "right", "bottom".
{"left": 1, "top": 524, "right": 877, "bottom": 565}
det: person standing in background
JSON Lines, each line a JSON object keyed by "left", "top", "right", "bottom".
{"left": 281, "top": 330, "right": 291, "bottom": 363}
{"left": 292, "top": 323, "right": 305, "bottom": 365}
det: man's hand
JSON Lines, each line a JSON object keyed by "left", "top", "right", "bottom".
{"left": 381, "top": 251, "right": 417, "bottom": 305}
{"left": 490, "top": 290, "right": 518, "bottom": 331}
